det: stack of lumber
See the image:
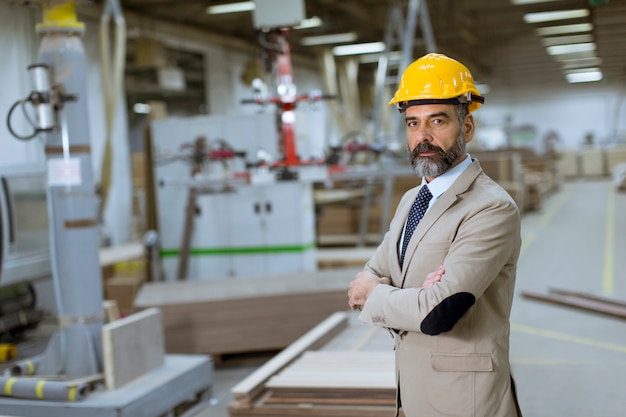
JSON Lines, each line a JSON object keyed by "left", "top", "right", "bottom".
{"left": 556, "top": 149, "right": 580, "bottom": 178}
{"left": 472, "top": 151, "right": 527, "bottom": 212}
{"left": 263, "top": 351, "right": 395, "bottom": 407}
{"left": 606, "top": 144, "right": 626, "bottom": 174}
{"left": 580, "top": 147, "right": 606, "bottom": 177}
{"left": 228, "top": 311, "right": 401, "bottom": 417}
{"left": 133, "top": 268, "right": 361, "bottom": 356}
{"left": 316, "top": 247, "right": 375, "bottom": 269}
{"left": 473, "top": 148, "right": 563, "bottom": 212}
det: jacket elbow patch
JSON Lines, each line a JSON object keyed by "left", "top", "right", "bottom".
{"left": 420, "top": 292, "right": 476, "bottom": 335}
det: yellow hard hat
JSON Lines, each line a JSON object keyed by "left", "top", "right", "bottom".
{"left": 389, "top": 53, "right": 484, "bottom": 113}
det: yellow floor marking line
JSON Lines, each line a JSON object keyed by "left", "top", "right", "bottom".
{"left": 519, "top": 231, "right": 536, "bottom": 259}
{"left": 603, "top": 188, "right": 615, "bottom": 295}
{"left": 512, "top": 323, "right": 626, "bottom": 354}
{"left": 519, "top": 185, "right": 572, "bottom": 258}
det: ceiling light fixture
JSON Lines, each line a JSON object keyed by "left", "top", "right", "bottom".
{"left": 206, "top": 1, "right": 254, "bottom": 15}
{"left": 547, "top": 42, "right": 596, "bottom": 55}
{"left": 535, "top": 23, "right": 593, "bottom": 36}
{"left": 552, "top": 50, "right": 598, "bottom": 61}
{"left": 301, "top": 32, "right": 358, "bottom": 46}
{"left": 294, "top": 16, "right": 323, "bottom": 29}
{"left": 333, "top": 41, "right": 386, "bottom": 56}
{"left": 133, "top": 103, "right": 152, "bottom": 114}
{"left": 565, "top": 69, "right": 603, "bottom": 83}
{"left": 541, "top": 34, "right": 593, "bottom": 47}
{"left": 523, "top": 9, "right": 590, "bottom": 24}
{"left": 561, "top": 57, "right": 603, "bottom": 69}
{"left": 511, "top": 0, "right": 561, "bottom": 4}
{"left": 358, "top": 50, "right": 403, "bottom": 64}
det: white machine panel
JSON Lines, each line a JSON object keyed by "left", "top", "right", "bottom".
{"left": 0, "top": 163, "right": 51, "bottom": 287}
{"left": 253, "top": 0, "right": 305, "bottom": 29}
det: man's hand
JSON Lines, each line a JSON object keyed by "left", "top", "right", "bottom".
{"left": 422, "top": 265, "right": 444, "bottom": 288}
{"left": 348, "top": 271, "right": 391, "bottom": 310}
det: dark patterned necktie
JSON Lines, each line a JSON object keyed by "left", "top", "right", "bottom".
{"left": 399, "top": 185, "right": 433, "bottom": 268}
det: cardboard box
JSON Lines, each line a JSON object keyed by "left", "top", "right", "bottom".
{"left": 105, "top": 276, "right": 144, "bottom": 316}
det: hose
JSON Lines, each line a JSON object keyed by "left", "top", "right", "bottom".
{"left": 98, "top": 0, "right": 126, "bottom": 218}
{"left": 5, "top": 99, "right": 39, "bottom": 141}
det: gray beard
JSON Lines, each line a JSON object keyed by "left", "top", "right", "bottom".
{"left": 408, "top": 131, "right": 465, "bottom": 178}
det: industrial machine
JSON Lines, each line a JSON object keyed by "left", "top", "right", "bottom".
{"left": 0, "top": 164, "right": 50, "bottom": 341}
{"left": 1, "top": 2, "right": 213, "bottom": 416}
{"left": 152, "top": 0, "right": 326, "bottom": 281}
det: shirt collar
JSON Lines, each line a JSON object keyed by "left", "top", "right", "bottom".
{"left": 422, "top": 153, "right": 472, "bottom": 200}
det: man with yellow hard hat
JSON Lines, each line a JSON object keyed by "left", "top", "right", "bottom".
{"left": 348, "top": 53, "right": 523, "bottom": 417}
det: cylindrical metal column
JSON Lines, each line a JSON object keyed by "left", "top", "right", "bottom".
{"left": 36, "top": 3, "right": 104, "bottom": 379}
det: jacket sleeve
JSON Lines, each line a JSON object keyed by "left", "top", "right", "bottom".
{"left": 359, "top": 196, "right": 520, "bottom": 335}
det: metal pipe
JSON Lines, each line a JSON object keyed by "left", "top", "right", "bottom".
{"left": 7, "top": 355, "right": 43, "bottom": 377}
{"left": 0, "top": 376, "right": 88, "bottom": 402}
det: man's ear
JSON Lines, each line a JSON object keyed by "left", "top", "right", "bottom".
{"left": 463, "top": 114, "right": 475, "bottom": 144}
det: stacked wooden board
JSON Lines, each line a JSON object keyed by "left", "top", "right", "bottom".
{"left": 133, "top": 268, "right": 362, "bottom": 356}
{"left": 228, "top": 311, "right": 403, "bottom": 417}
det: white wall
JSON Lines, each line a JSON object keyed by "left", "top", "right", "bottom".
{"left": 474, "top": 32, "right": 626, "bottom": 152}
{"left": 478, "top": 82, "right": 626, "bottom": 152}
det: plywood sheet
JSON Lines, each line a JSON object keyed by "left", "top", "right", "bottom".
{"left": 228, "top": 311, "right": 399, "bottom": 417}
{"left": 134, "top": 268, "right": 362, "bottom": 355}
{"left": 102, "top": 308, "right": 165, "bottom": 389}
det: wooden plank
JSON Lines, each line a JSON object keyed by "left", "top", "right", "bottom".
{"left": 230, "top": 311, "right": 349, "bottom": 406}
{"left": 548, "top": 287, "right": 626, "bottom": 309}
{"left": 134, "top": 268, "right": 360, "bottom": 356}
{"left": 521, "top": 290, "right": 626, "bottom": 319}
{"left": 316, "top": 248, "right": 373, "bottom": 269}
{"left": 135, "top": 268, "right": 360, "bottom": 305}
{"left": 102, "top": 308, "right": 165, "bottom": 389}
{"left": 265, "top": 351, "right": 394, "bottom": 389}
{"left": 99, "top": 241, "right": 144, "bottom": 267}
{"left": 227, "top": 313, "right": 400, "bottom": 417}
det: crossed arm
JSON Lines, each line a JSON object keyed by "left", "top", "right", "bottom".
{"left": 347, "top": 265, "right": 444, "bottom": 311}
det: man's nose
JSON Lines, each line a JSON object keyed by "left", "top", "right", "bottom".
{"left": 411, "top": 124, "right": 431, "bottom": 145}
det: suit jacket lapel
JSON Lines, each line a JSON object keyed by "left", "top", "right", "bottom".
{"left": 399, "top": 160, "right": 483, "bottom": 287}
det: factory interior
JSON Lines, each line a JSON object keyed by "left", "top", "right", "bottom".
{"left": 1, "top": 0, "right": 626, "bottom": 416}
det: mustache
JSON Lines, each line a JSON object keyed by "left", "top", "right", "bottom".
{"left": 409, "top": 142, "right": 445, "bottom": 160}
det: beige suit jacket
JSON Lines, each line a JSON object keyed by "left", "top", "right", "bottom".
{"left": 359, "top": 159, "right": 523, "bottom": 417}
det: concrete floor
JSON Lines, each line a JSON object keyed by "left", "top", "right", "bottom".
{"left": 2, "top": 178, "right": 625, "bottom": 417}
{"left": 509, "top": 178, "right": 626, "bottom": 417}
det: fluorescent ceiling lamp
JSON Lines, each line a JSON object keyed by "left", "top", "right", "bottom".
{"left": 301, "top": 32, "right": 357, "bottom": 46}
{"left": 133, "top": 103, "right": 151, "bottom": 114}
{"left": 524, "top": 9, "right": 589, "bottom": 24}
{"left": 536, "top": 23, "right": 593, "bottom": 36}
{"left": 541, "top": 34, "right": 593, "bottom": 47}
{"left": 358, "top": 50, "right": 403, "bottom": 64}
{"left": 565, "top": 70, "right": 603, "bottom": 83}
{"left": 512, "top": 0, "right": 561, "bottom": 4}
{"left": 294, "top": 16, "right": 323, "bottom": 29}
{"left": 552, "top": 50, "right": 597, "bottom": 61}
{"left": 561, "top": 57, "right": 603, "bottom": 69}
{"left": 206, "top": 1, "right": 254, "bottom": 15}
{"left": 333, "top": 41, "right": 385, "bottom": 56}
{"left": 547, "top": 42, "right": 596, "bottom": 55}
